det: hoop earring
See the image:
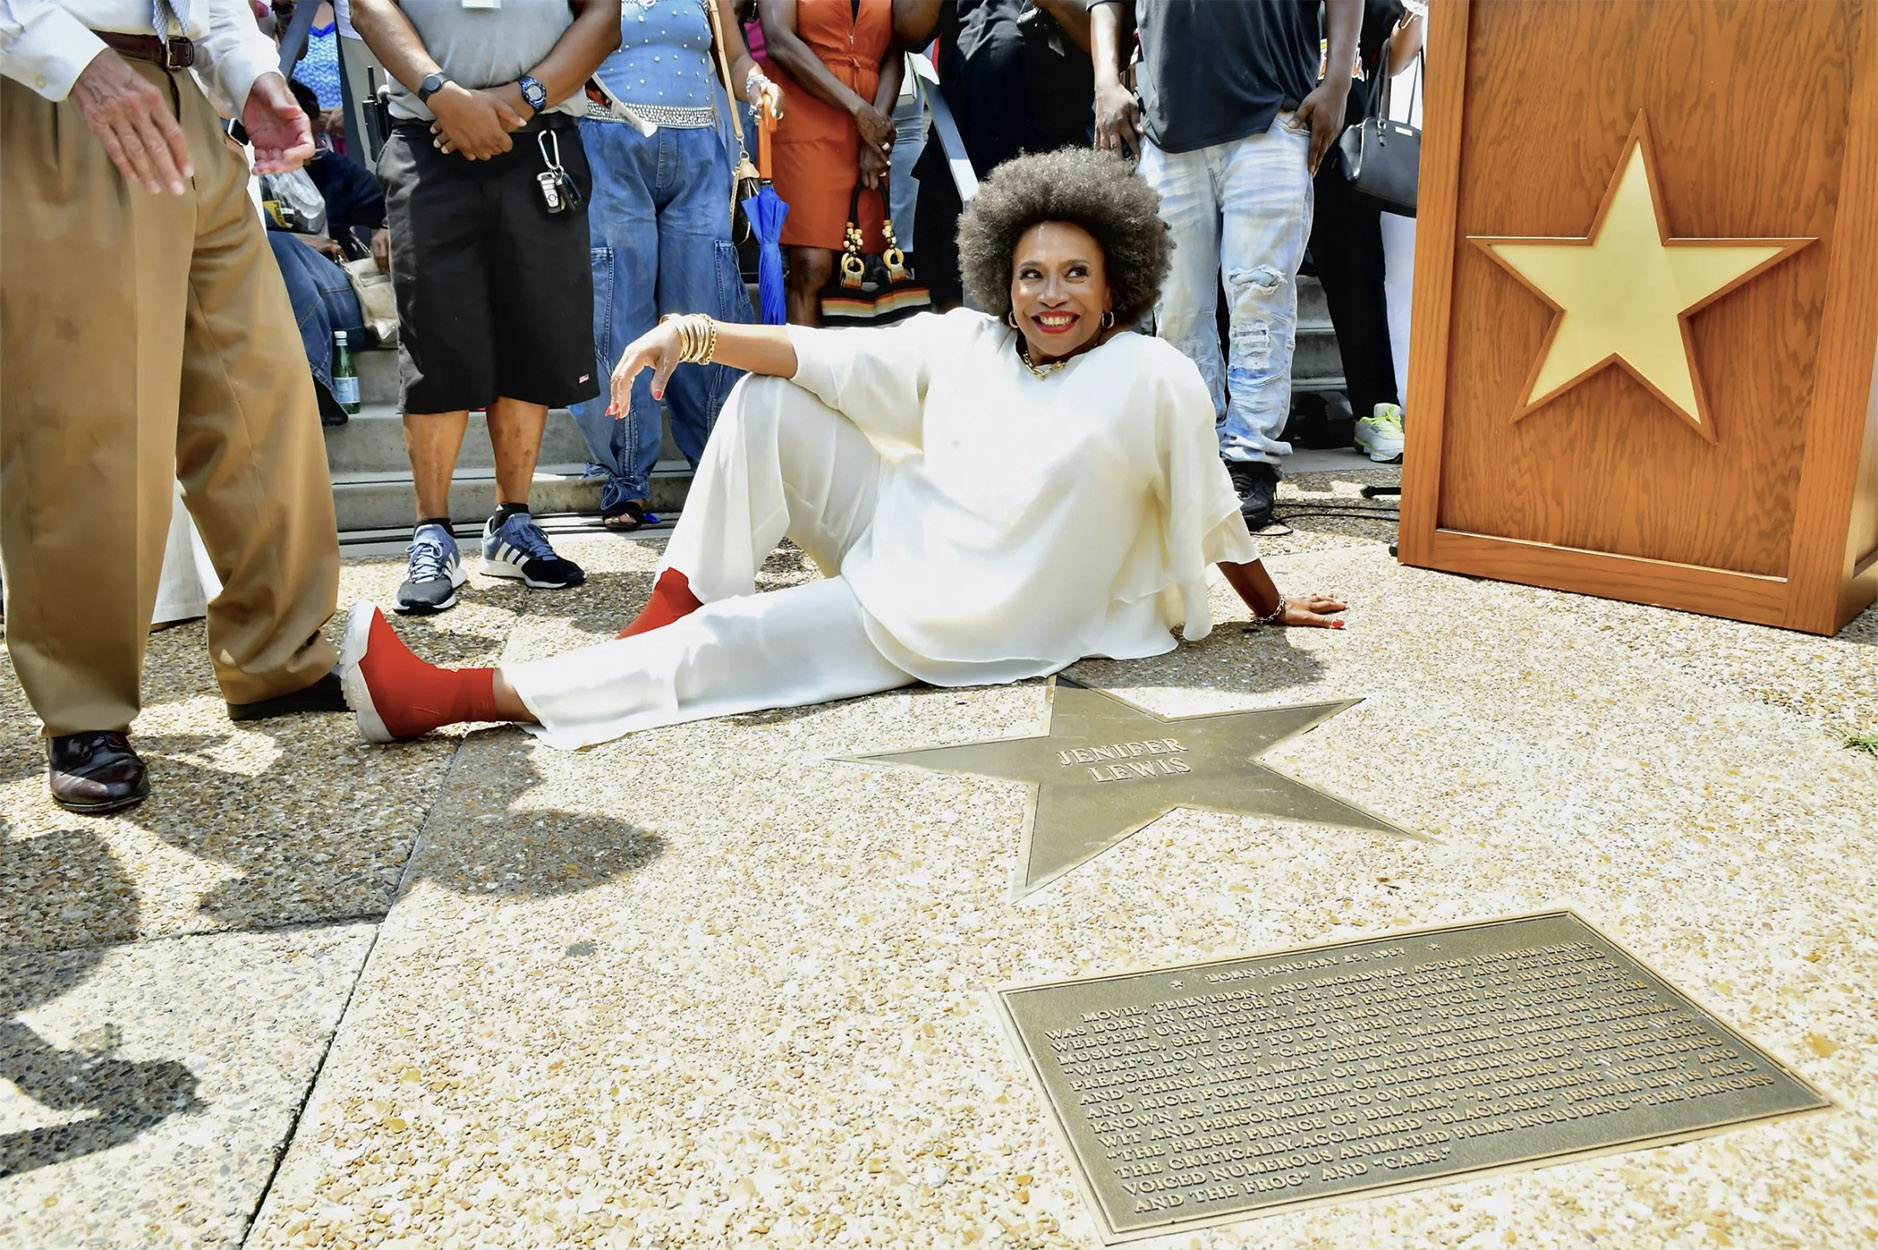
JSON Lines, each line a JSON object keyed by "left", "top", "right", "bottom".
{"left": 1006, "top": 311, "right": 1019, "bottom": 329}
{"left": 1101, "top": 310, "right": 1116, "bottom": 330}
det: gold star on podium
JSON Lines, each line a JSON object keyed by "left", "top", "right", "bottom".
{"left": 848, "top": 679, "right": 1422, "bottom": 899}
{"left": 1473, "top": 113, "right": 1811, "bottom": 441}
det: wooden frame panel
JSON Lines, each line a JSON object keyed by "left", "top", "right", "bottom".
{"left": 1399, "top": 0, "right": 1878, "bottom": 635}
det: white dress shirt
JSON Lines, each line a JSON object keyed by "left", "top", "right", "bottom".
{"left": 0, "top": 0, "right": 280, "bottom": 107}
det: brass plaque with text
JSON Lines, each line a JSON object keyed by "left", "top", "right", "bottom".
{"left": 995, "top": 912, "right": 1831, "bottom": 1243}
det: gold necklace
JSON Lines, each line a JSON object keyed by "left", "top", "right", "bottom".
{"left": 1017, "top": 344, "right": 1068, "bottom": 378}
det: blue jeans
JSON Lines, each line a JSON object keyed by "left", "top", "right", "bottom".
{"left": 1138, "top": 115, "right": 1314, "bottom": 465}
{"left": 267, "top": 231, "right": 364, "bottom": 397}
{"left": 569, "top": 119, "right": 754, "bottom": 509}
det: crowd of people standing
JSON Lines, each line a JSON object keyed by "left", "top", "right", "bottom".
{"left": 1, "top": 0, "right": 1419, "bottom": 813}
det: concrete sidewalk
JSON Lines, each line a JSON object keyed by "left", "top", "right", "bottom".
{"left": 3, "top": 465, "right": 1874, "bottom": 1248}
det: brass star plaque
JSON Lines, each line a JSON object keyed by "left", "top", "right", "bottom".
{"left": 1472, "top": 111, "right": 1813, "bottom": 441}
{"left": 850, "top": 679, "right": 1421, "bottom": 898}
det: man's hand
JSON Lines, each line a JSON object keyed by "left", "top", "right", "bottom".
{"left": 68, "top": 49, "right": 195, "bottom": 194}
{"left": 428, "top": 83, "right": 525, "bottom": 159}
{"left": 294, "top": 231, "right": 346, "bottom": 261}
{"left": 489, "top": 82, "right": 536, "bottom": 127}
{"left": 1293, "top": 76, "right": 1350, "bottom": 176}
{"left": 1093, "top": 79, "right": 1140, "bottom": 163}
{"left": 244, "top": 72, "right": 317, "bottom": 172}
{"left": 370, "top": 227, "right": 391, "bottom": 272}
{"left": 320, "top": 105, "right": 347, "bottom": 146}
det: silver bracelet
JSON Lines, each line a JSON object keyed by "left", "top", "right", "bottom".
{"left": 1254, "top": 596, "right": 1288, "bottom": 627}
{"left": 745, "top": 67, "right": 771, "bottom": 106}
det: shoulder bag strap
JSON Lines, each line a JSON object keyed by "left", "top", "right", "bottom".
{"left": 277, "top": 0, "right": 323, "bottom": 77}
{"left": 702, "top": 0, "right": 752, "bottom": 159}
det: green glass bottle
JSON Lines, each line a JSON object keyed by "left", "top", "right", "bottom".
{"left": 332, "top": 330, "right": 361, "bottom": 415}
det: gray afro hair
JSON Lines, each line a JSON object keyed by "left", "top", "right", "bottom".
{"left": 955, "top": 147, "right": 1172, "bottom": 325}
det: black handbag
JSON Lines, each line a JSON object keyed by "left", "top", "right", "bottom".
{"left": 1336, "top": 51, "right": 1421, "bottom": 217}
{"left": 817, "top": 177, "right": 932, "bottom": 327}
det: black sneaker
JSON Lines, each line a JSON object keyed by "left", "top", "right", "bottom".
{"left": 1226, "top": 460, "right": 1280, "bottom": 529}
{"left": 481, "top": 510, "right": 585, "bottom": 589}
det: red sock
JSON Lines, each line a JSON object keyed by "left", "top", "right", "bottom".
{"left": 356, "top": 608, "right": 503, "bottom": 738}
{"left": 617, "top": 568, "right": 703, "bottom": 639}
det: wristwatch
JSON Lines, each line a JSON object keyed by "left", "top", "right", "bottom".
{"left": 518, "top": 75, "right": 548, "bottom": 114}
{"left": 417, "top": 72, "right": 450, "bottom": 105}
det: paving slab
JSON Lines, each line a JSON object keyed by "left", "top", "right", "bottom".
{"left": 243, "top": 526, "right": 1876, "bottom": 1248}
{"left": 0, "top": 923, "right": 374, "bottom": 1249}
{"left": 0, "top": 551, "right": 647, "bottom": 952}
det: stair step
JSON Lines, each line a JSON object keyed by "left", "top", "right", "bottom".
{"left": 337, "top": 510, "right": 676, "bottom": 555}
{"left": 355, "top": 346, "right": 400, "bottom": 405}
{"left": 331, "top": 461, "right": 694, "bottom": 533}
{"left": 1296, "top": 274, "right": 1330, "bottom": 325}
{"left": 324, "top": 404, "right": 595, "bottom": 474}
{"left": 1291, "top": 320, "right": 1341, "bottom": 383}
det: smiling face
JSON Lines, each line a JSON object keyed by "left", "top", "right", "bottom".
{"left": 1008, "top": 221, "right": 1113, "bottom": 364}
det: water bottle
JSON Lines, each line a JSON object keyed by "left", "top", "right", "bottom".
{"left": 332, "top": 330, "right": 361, "bottom": 415}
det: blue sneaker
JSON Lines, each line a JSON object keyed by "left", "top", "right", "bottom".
{"left": 394, "top": 523, "right": 466, "bottom": 614}
{"left": 481, "top": 510, "right": 585, "bottom": 589}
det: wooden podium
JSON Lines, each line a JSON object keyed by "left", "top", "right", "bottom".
{"left": 1398, "top": 0, "right": 1878, "bottom": 635}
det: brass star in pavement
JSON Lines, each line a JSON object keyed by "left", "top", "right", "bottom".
{"left": 1472, "top": 111, "right": 1811, "bottom": 441}
{"left": 848, "top": 678, "right": 1423, "bottom": 898}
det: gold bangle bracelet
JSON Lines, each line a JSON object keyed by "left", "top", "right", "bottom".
{"left": 660, "top": 313, "right": 718, "bottom": 365}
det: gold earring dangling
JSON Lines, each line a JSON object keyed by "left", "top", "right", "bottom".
{"left": 1006, "top": 311, "right": 1019, "bottom": 329}
{"left": 1102, "top": 310, "right": 1116, "bottom": 329}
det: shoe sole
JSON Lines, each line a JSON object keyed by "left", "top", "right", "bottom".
{"left": 480, "top": 557, "right": 585, "bottom": 590}
{"left": 1353, "top": 437, "right": 1404, "bottom": 464}
{"left": 338, "top": 602, "right": 397, "bottom": 744}
{"left": 51, "top": 780, "right": 150, "bottom": 816}
{"left": 393, "top": 563, "right": 468, "bottom": 615}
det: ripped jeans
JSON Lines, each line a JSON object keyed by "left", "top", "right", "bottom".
{"left": 1139, "top": 115, "right": 1313, "bottom": 465}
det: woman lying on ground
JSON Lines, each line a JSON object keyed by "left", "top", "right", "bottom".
{"left": 339, "top": 148, "right": 1347, "bottom": 749}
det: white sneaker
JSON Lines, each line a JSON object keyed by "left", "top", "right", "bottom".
{"left": 1353, "top": 403, "right": 1405, "bottom": 463}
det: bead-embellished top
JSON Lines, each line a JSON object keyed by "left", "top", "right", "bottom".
{"left": 592, "top": 0, "right": 719, "bottom": 130}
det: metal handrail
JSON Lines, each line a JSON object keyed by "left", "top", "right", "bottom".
{"left": 906, "top": 52, "right": 977, "bottom": 204}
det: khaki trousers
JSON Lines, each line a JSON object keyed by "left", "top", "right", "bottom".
{"left": 1, "top": 62, "right": 340, "bottom": 736}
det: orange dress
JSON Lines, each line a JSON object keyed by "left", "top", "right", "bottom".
{"left": 768, "top": 0, "right": 894, "bottom": 252}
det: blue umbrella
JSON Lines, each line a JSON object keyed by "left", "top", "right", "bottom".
{"left": 742, "top": 184, "right": 789, "bottom": 325}
{"left": 742, "top": 107, "right": 789, "bottom": 325}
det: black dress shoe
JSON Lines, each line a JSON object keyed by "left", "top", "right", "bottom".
{"left": 1226, "top": 460, "right": 1280, "bottom": 530}
{"left": 227, "top": 667, "right": 349, "bottom": 722}
{"left": 48, "top": 732, "right": 149, "bottom": 815}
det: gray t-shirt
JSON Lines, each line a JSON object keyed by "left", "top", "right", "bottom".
{"left": 385, "top": 0, "right": 584, "bottom": 122}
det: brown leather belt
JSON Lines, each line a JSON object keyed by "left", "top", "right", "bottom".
{"left": 95, "top": 31, "right": 195, "bottom": 71}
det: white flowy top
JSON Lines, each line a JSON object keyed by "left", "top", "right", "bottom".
{"left": 787, "top": 308, "right": 1260, "bottom": 686}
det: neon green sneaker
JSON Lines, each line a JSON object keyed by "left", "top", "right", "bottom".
{"left": 1353, "top": 403, "right": 1405, "bottom": 463}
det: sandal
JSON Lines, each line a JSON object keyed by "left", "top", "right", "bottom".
{"left": 601, "top": 499, "right": 657, "bottom": 531}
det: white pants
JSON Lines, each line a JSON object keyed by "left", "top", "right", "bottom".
{"left": 153, "top": 483, "right": 223, "bottom": 625}
{"left": 507, "top": 376, "right": 916, "bottom": 749}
